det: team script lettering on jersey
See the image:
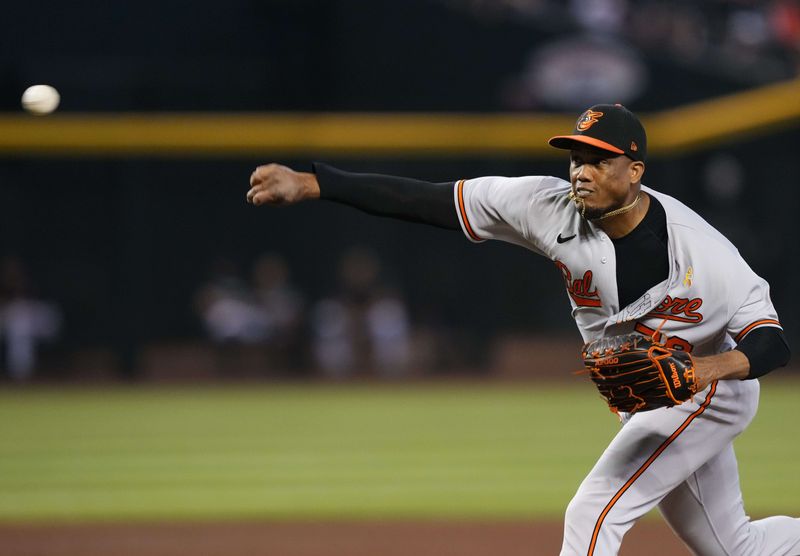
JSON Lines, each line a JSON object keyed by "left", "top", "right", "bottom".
{"left": 647, "top": 295, "right": 704, "bottom": 323}
{"left": 555, "top": 260, "right": 602, "bottom": 307}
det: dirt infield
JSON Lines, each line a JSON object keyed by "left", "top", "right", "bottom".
{"left": 0, "top": 520, "right": 689, "bottom": 555}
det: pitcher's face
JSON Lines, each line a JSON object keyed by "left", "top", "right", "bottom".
{"left": 569, "top": 146, "right": 644, "bottom": 220}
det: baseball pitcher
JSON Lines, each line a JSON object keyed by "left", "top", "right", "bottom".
{"left": 246, "top": 104, "right": 799, "bottom": 555}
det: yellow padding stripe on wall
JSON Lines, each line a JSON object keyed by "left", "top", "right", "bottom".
{"left": 647, "top": 77, "right": 800, "bottom": 153}
{"left": 0, "top": 78, "right": 798, "bottom": 157}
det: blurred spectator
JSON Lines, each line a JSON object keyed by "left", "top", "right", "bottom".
{"left": 250, "top": 253, "right": 305, "bottom": 369}
{"left": 445, "top": 0, "right": 800, "bottom": 86}
{"left": 194, "top": 258, "right": 266, "bottom": 345}
{"left": 504, "top": 35, "right": 647, "bottom": 110}
{"left": 0, "top": 257, "right": 62, "bottom": 381}
{"left": 701, "top": 152, "right": 782, "bottom": 273}
{"left": 771, "top": 0, "right": 800, "bottom": 49}
{"left": 311, "top": 247, "right": 411, "bottom": 378}
{"left": 366, "top": 293, "right": 412, "bottom": 375}
{"left": 703, "top": 152, "right": 746, "bottom": 207}
{"left": 569, "top": 0, "right": 628, "bottom": 34}
{"left": 194, "top": 255, "right": 306, "bottom": 375}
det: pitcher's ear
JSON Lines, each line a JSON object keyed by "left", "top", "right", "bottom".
{"left": 630, "top": 160, "right": 645, "bottom": 182}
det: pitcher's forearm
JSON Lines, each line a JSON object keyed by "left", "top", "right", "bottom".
{"left": 693, "top": 327, "right": 791, "bottom": 391}
{"left": 693, "top": 350, "right": 749, "bottom": 391}
{"left": 313, "top": 162, "right": 459, "bottom": 229}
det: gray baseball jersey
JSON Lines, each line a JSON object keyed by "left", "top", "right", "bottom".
{"left": 453, "top": 175, "right": 800, "bottom": 555}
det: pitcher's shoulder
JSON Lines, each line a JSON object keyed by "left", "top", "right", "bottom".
{"left": 645, "top": 186, "right": 738, "bottom": 253}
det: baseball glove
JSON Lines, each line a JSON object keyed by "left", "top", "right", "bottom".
{"left": 581, "top": 333, "right": 698, "bottom": 414}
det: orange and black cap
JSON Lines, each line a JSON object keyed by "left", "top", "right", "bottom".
{"left": 549, "top": 104, "right": 647, "bottom": 162}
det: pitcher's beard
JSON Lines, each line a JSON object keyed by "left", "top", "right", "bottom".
{"left": 582, "top": 204, "right": 613, "bottom": 220}
{"left": 568, "top": 191, "right": 640, "bottom": 221}
{"left": 568, "top": 192, "right": 607, "bottom": 219}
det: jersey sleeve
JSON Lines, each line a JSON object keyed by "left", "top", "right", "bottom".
{"left": 453, "top": 175, "right": 570, "bottom": 255}
{"left": 726, "top": 262, "right": 782, "bottom": 343}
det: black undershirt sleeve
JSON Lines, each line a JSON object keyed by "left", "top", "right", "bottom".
{"left": 736, "top": 327, "right": 791, "bottom": 379}
{"left": 313, "top": 162, "right": 459, "bottom": 230}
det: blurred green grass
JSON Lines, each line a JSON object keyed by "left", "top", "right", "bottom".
{"left": 0, "top": 380, "right": 797, "bottom": 522}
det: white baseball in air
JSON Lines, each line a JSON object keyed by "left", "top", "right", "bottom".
{"left": 21, "top": 84, "right": 61, "bottom": 115}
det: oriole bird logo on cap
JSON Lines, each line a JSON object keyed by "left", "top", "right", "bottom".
{"left": 577, "top": 109, "right": 604, "bottom": 131}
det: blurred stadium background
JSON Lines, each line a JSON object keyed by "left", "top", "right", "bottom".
{"left": 1, "top": 1, "right": 799, "bottom": 555}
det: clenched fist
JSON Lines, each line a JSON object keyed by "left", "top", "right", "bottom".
{"left": 247, "top": 164, "right": 320, "bottom": 206}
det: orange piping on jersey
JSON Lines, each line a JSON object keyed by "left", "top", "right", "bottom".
{"left": 734, "top": 319, "right": 782, "bottom": 343}
{"left": 457, "top": 179, "right": 483, "bottom": 242}
{"left": 586, "top": 382, "right": 718, "bottom": 556}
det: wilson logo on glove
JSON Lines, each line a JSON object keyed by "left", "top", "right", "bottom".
{"left": 669, "top": 362, "right": 682, "bottom": 388}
